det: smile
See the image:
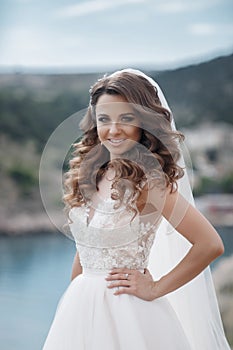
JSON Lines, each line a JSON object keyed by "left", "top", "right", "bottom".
{"left": 108, "top": 139, "right": 126, "bottom": 144}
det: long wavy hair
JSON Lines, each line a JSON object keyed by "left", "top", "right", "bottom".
{"left": 63, "top": 72, "right": 184, "bottom": 214}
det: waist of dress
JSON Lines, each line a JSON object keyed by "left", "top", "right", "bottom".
{"left": 82, "top": 267, "right": 145, "bottom": 277}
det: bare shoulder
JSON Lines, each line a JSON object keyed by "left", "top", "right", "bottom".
{"left": 138, "top": 180, "right": 175, "bottom": 216}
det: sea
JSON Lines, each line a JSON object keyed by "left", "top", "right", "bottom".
{"left": 0, "top": 227, "right": 232, "bottom": 350}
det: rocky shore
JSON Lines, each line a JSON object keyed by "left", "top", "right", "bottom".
{"left": 1, "top": 194, "right": 233, "bottom": 235}
{"left": 0, "top": 210, "right": 61, "bottom": 235}
{"left": 213, "top": 255, "right": 233, "bottom": 346}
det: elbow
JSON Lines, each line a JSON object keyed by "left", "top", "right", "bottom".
{"left": 209, "top": 239, "right": 225, "bottom": 259}
{"left": 216, "top": 241, "right": 225, "bottom": 257}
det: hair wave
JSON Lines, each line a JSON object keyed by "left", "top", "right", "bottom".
{"left": 63, "top": 72, "right": 184, "bottom": 215}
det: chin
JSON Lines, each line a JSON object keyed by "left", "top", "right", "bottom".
{"left": 104, "top": 141, "right": 138, "bottom": 157}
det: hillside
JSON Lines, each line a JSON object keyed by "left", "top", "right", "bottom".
{"left": 153, "top": 53, "right": 233, "bottom": 126}
{"left": 0, "top": 73, "right": 100, "bottom": 150}
{"left": 0, "top": 53, "right": 232, "bottom": 150}
{"left": 0, "top": 53, "right": 232, "bottom": 234}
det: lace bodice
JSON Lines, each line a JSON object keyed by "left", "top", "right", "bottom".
{"left": 69, "top": 197, "right": 161, "bottom": 271}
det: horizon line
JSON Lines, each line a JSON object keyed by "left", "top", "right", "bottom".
{"left": 0, "top": 50, "right": 232, "bottom": 75}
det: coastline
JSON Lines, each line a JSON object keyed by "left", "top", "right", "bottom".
{"left": 0, "top": 211, "right": 61, "bottom": 235}
{"left": 195, "top": 194, "right": 233, "bottom": 227}
{"left": 0, "top": 193, "right": 232, "bottom": 236}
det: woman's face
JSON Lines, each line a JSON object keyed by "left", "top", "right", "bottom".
{"left": 95, "top": 94, "right": 141, "bottom": 159}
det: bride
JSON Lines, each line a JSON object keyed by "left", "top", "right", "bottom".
{"left": 42, "top": 69, "right": 231, "bottom": 349}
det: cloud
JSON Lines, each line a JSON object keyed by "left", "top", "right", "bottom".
{"left": 190, "top": 24, "right": 217, "bottom": 36}
{"left": 157, "top": 2, "right": 191, "bottom": 14}
{"left": 15, "top": 0, "right": 34, "bottom": 3}
{"left": 54, "top": 0, "right": 145, "bottom": 19}
{"left": 0, "top": 26, "right": 85, "bottom": 66}
{"left": 190, "top": 23, "right": 233, "bottom": 36}
{"left": 157, "top": 0, "right": 223, "bottom": 14}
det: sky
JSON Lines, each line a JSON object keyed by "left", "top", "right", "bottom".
{"left": 0, "top": 0, "right": 233, "bottom": 72}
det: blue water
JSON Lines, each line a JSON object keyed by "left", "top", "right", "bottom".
{"left": 0, "top": 233, "right": 75, "bottom": 350}
{"left": 0, "top": 227, "right": 232, "bottom": 350}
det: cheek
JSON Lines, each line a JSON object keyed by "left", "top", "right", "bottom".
{"left": 127, "top": 126, "right": 141, "bottom": 141}
{"left": 96, "top": 124, "right": 106, "bottom": 140}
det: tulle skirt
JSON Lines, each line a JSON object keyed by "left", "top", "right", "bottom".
{"left": 43, "top": 269, "right": 192, "bottom": 350}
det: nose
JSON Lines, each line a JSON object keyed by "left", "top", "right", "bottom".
{"left": 109, "top": 122, "right": 122, "bottom": 134}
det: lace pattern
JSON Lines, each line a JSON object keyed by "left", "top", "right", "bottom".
{"left": 69, "top": 197, "right": 160, "bottom": 271}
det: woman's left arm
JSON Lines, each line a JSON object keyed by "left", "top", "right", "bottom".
{"left": 106, "top": 189, "right": 224, "bottom": 300}
{"left": 150, "top": 189, "right": 224, "bottom": 298}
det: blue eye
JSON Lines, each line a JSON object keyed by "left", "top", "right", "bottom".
{"left": 97, "top": 116, "right": 109, "bottom": 123}
{"left": 97, "top": 114, "right": 136, "bottom": 124}
{"left": 121, "top": 115, "right": 135, "bottom": 123}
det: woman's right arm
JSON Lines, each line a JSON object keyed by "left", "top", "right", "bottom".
{"left": 71, "top": 251, "right": 83, "bottom": 281}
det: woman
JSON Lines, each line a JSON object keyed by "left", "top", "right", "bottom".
{"left": 43, "top": 69, "right": 230, "bottom": 349}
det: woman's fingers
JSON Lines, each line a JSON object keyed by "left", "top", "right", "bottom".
{"left": 106, "top": 269, "right": 141, "bottom": 293}
{"left": 106, "top": 268, "right": 134, "bottom": 290}
{"left": 106, "top": 268, "right": 143, "bottom": 279}
{"left": 105, "top": 268, "right": 156, "bottom": 301}
{"left": 107, "top": 268, "right": 132, "bottom": 276}
{"left": 113, "top": 287, "right": 135, "bottom": 296}
{"left": 107, "top": 279, "right": 131, "bottom": 288}
{"left": 106, "top": 272, "right": 131, "bottom": 281}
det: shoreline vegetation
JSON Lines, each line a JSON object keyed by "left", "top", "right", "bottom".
{"left": 0, "top": 193, "right": 232, "bottom": 236}
{"left": 0, "top": 210, "right": 59, "bottom": 235}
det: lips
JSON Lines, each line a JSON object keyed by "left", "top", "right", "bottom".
{"left": 108, "top": 139, "right": 126, "bottom": 144}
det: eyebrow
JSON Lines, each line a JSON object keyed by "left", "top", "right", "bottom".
{"left": 97, "top": 113, "right": 136, "bottom": 118}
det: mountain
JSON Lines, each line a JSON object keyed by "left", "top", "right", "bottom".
{"left": 0, "top": 53, "right": 233, "bottom": 149}
{"left": 153, "top": 53, "right": 233, "bottom": 126}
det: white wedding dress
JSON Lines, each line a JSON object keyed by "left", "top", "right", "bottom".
{"left": 41, "top": 67, "right": 231, "bottom": 350}
{"left": 43, "top": 195, "right": 192, "bottom": 350}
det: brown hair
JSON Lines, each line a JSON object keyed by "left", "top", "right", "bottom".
{"left": 63, "top": 72, "right": 184, "bottom": 213}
